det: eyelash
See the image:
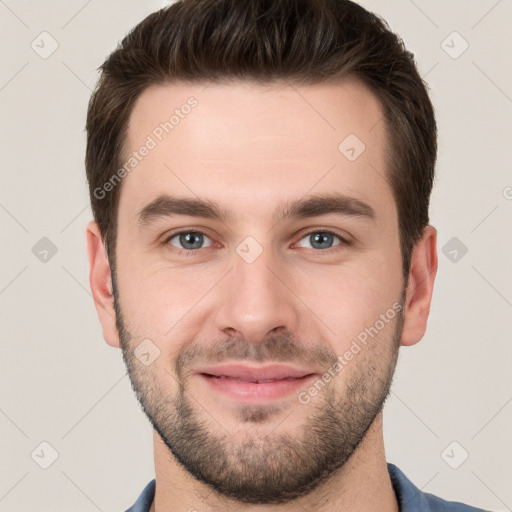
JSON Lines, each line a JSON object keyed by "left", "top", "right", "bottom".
{"left": 161, "top": 229, "right": 351, "bottom": 256}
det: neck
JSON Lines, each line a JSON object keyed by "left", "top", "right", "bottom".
{"left": 149, "top": 412, "right": 398, "bottom": 512}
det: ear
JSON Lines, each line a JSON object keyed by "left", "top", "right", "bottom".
{"left": 400, "top": 225, "right": 438, "bottom": 347}
{"left": 86, "top": 220, "right": 121, "bottom": 348}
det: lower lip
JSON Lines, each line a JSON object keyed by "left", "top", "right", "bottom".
{"left": 198, "top": 374, "right": 316, "bottom": 402}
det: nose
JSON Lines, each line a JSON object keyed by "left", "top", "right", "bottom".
{"left": 214, "top": 244, "right": 300, "bottom": 344}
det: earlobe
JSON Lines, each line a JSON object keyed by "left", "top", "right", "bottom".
{"left": 85, "top": 220, "right": 121, "bottom": 348}
{"left": 400, "top": 225, "right": 438, "bottom": 347}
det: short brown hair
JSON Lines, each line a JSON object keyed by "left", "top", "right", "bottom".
{"left": 86, "top": 0, "right": 436, "bottom": 280}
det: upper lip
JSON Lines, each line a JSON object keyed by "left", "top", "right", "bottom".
{"left": 194, "top": 363, "right": 316, "bottom": 381}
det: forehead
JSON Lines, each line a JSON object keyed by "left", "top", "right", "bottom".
{"left": 119, "top": 78, "right": 393, "bottom": 227}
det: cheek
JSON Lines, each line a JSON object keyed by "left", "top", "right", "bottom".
{"left": 116, "top": 261, "right": 219, "bottom": 343}
{"left": 294, "top": 261, "right": 402, "bottom": 348}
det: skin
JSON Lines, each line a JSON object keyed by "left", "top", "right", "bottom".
{"left": 86, "top": 78, "right": 437, "bottom": 512}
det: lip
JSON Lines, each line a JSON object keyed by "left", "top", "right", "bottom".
{"left": 193, "top": 363, "right": 314, "bottom": 381}
{"left": 193, "top": 363, "right": 317, "bottom": 402}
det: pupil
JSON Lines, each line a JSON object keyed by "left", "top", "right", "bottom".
{"left": 180, "top": 232, "right": 203, "bottom": 249}
{"left": 311, "top": 232, "right": 332, "bottom": 249}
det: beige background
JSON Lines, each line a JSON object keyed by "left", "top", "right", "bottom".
{"left": 1, "top": 0, "right": 511, "bottom": 510}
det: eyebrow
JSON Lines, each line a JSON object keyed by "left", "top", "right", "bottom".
{"left": 136, "top": 192, "right": 376, "bottom": 227}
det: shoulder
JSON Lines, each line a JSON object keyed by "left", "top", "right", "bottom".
{"left": 387, "top": 463, "right": 490, "bottom": 512}
{"left": 124, "top": 479, "right": 155, "bottom": 512}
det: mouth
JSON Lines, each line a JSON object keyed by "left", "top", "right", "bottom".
{"left": 193, "top": 363, "right": 317, "bottom": 402}
{"left": 206, "top": 375, "right": 307, "bottom": 383}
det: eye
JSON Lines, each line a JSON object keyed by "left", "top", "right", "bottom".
{"left": 165, "top": 230, "right": 213, "bottom": 252}
{"left": 162, "top": 228, "right": 350, "bottom": 256}
{"left": 295, "top": 230, "right": 349, "bottom": 250}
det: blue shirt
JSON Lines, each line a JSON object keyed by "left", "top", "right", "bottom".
{"left": 125, "top": 463, "right": 489, "bottom": 511}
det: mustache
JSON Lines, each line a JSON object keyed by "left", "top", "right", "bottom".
{"left": 174, "top": 333, "right": 337, "bottom": 378}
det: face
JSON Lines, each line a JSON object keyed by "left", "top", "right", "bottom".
{"left": 111, "top": 79, "right": 406, "bottom": 504}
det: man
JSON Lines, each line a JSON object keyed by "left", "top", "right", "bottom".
{"left": 85, "top": 1, "right": 488, "bottom": 511}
